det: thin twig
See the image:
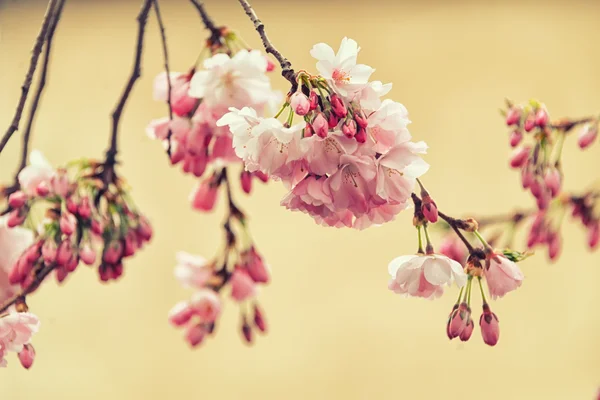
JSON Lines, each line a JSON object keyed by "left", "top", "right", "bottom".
{"left": 151, "top": 0, "right": 174, "bottom": 157}
{"left": 0, "top": 264, "right": 56, "bottom": 314}
{"left": 236, "top": 0, "right": 297, "bottom": 91}
{"left": 189, "top": 0, "right": 222, "bottom": 43}
{"left": 0, "top": 0, "right": 58, "bottom": 156}
{"left": 104, "top": 0, "right": 153, "bottom": 181}
{"left": 3, "top": 0, "right": 67, "bottom": 199}
{"left": 476, "top": 210, "right": 534, "bottom": 228}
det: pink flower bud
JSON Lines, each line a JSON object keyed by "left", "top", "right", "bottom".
{"left": 245, "top": 247, "right": 269, "bottom": 283}
{"left": 51, "top": 169, "right": 70, "bottom": 197}
{"left": 312, "top": 113, "right": 329, "bottom": 138}
{"left": 113, "top": 263, "right": 123, "bottom": 279}
{"left": 308, "top": 91, "right": 318, "bottom": 110}
{"left": 7, "top": 209, "right": 26, "bottom": 228}
{"left": 536, "top": 193, "right": 549, "bottom": 210}
{"left": 342, "top": 119, "right": 357, "bottom": 139}
{"left": 185, "top": 324, "right": 205, "bottom": 347}
{"left": 79, "top": 243, "right": 96, "bottom": 265}
{"left": 253, "top": 305, "right": 267, "bottom": 333}
{"left": 168, "top": 302, "right": 194, "bottom": 327}
{"left": 327, "top": 112, "right": 339, "bottom": 129}
{"left": 355, "top": 127, "right": 367, "bottom": 144}
{"left": 66, "top": 254, "right": 79, "bottom": 272}
{"left": 266, "top": 59, "right": 275, "bottom": 72}
{"left": 136, "top": 215, "right": 153, "bottom": 242}
{"left": 78, "top": 196, "right": 92, "bottom": 219}
{"left": 547, "top": 231, "right": 561, "bottom": 260}
{"left": 55, "top": 265, "right": 68, "bottom": 283}
{"left": 446, "top": 302, "right": 470, "bottom": 339}
{"left": 509, "top": 146, "right": 530, "bottom": 168}
{"left": 190, "top": 180, "right": 219, "bottom": 212}
{"left": 56, "top": 240, "right": 73, "bottom": 266}
{"left": 330, "top": 94, "right": 347, "bottom": 118}
{"left": 479, "top": 304, "right": 500, "bottom": 346}
{"left": 8, "top": 191, "right": 27, "bottom": 208}
{"left": 191, "top": 156, "right": 208, "bottom": 178}
{"left": 241, "top": 321, "right": 253, "bottom": 344}
{"left": 103, "top": 240, "right": 123, "bottom": 264}
{"left": 91, "top": 219, "right": 104, "bottom": 235}
{"left": 521, "top": 166, "right": 534, "bottom": 189}
{"left": 124, "top": 233, "right": 137, "bottom": 257}
{"left": 35, "top": 181, "right": 50, "bottom": 197}
{"left": 509, "top": 129, "right": 523, "bottom": 147}
{"left": 25, "top": 241, "right": 43, "bottom": 263}
{"left": 240, "top": 171, "right": 252, "bottom": 194}
{"left": 230, "top": 270, "right": 256, "bottom": 302}
{"left": 578, "top": 124, "right": 598, "bottom": 149}
{"left": 170, "top": 141, "right": 186, "bottom": 165}
{"left": 66, "top": 197, "right": 78, "bottom": 214}
{"left": 544, "top": 168, "right": 561, "bottom": 198}
{"left": 524, "top": 115, "right": 536, "bottom": 132}
{"left": 59, "top": 212, "right": 77, "bottom": 236}
{"left": 588, "top": 221, "right": 599, "bottom": 249}
{"left": 98, "top": 264, "right": 111, "bottom": 282}
{"left": 354, "top": 110, "right": 368, "bottom": 129}
{"left": 290, "top": 92, "right": 310, "bottom": 116}
{"left": 505, "top": 107, "right": 521, "bottom": 126}
{"left": 421, "top": 195, "right": 438, "bottom": 223}
{"left": 304, "top": 122, "right": 314, "bottom": 138}
{"left": 459, "top": 318, "right": 474, "bottom": 342}
{"left": 42, "top": 239, "right": 57, "bottom": 264}
{"left": 18, "top": 344, "right": 35, "bottom": 369}
{"left": 9, "top": 256, "right": 27, "bottom": 285}
{"left": 527, "top": 212, "right": 545, "bottom": 248}
{"left": 254, "top": 171, "right": 269, "bottom": 183}
{"left": 534, "top": 108, "right": 548, "bottom": 127}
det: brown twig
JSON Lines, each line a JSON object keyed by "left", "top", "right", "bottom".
{"left": 236, "top": 0, "right": 297, "bottom": 92}
{"left": 151, "top": 0, "right": 174, "bottom": 158}
{"left": 476, "top": 210, "right": 535, "bottom": 228}
{"left": 551, "top": 117, "right": 597, "bottom": 133}
{"left": 0, "top": 264, "right": 56, "bottom": 314}
{"left": 189, "top": 0, "right": 223, "bottom": 44}
{"left": 0, "top": 0, "right": 58, "bottom": 156}
{"left": 104, "top": 0, "right": 153, "bottom": 185}
{"left": 2, "top": 0, "right": 67, "bottom": 199}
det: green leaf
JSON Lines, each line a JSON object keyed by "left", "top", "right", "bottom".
{"left": 502, "top": 249, "right": 534, "bottom": 262}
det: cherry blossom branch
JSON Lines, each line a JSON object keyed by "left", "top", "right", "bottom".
{"left": 236, "top": 0, "right": 297, "bottom": 91}
{"left": 103, "top": 0, "right": 153, "bottom": 185}
{"left": 0, "top": 0, "right": 59, "bottom": 156}
{"left": 189, "top": 0, "right": 223, "bottom": 43}
{"left": 550, "top": 116, "right": 597, "bottom": 133}
{"left": 0, "top": 264, "right": 56, "bottom": 314}
{"left": 151, "top": 0, "right": 174, "bottom": 157}
{"left": 476, "top": 209, "right": 535, "bottom": 228}
{"left": 220, "top": 168, "right": 244, "bottom": 221}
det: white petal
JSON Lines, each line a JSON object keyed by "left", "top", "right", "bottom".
{"left": 423, "top": 257, "right": 452, "bottom": 285}
{"left": 387, "top": 254, "right": 420, "bottom": 277}
{"left": 310, "top": 43, "right": 335, "bottom": 61}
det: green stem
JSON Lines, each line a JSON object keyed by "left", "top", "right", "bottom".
{"left": 455, "top": 286, "right": 464, "bottom": 305}
{"left": 467, "top": 276, "right": 473, "bottom": 306}
{"left": 473, "top": 230, "right": 490, "bottom": 249}
{"left": 274, "top": 102, "right": 288, "bottom": 119}
{"left": 477, "top": 276, "right": 488, "bottom": 304}
{"left": 417, "top": 226, "right": 424, "bottom": 254}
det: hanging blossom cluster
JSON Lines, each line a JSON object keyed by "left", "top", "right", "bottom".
{"left": 502, "top": 100, "right": 600, "bottom": 260}
{"left": 218, "top": 37, "right": 429, "bottom": 229}
{"left": 146, "top": 28, "right": 275, "bottom": 347}
{"left": 0, "top": 150, "right": 152, "bottom": 367}
{"left": 147, "top": 28, "right": 279, "bottom": 210}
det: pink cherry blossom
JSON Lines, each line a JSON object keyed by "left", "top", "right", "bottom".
{"left": 190, "top": 289, "right": 221, "bottom": 322}
{"left": 189, "top": 50, "right": 274, "bottom": 109}
{"left": 479, "top": 304, "right": 500, "bottom": 346}
{"left": 290, "top": 92, "right": 310, "bottom": 116}
{"left": 18, "top": 343, "right": 35, "bottom": 369}
{"left": 230, "top": 270, "right": 256, "bottom": 302}
{"left": 578, "top": 123, "right": 598, "bottom": 149}
{"left": 388, "top": 254, "right": 467, "bottom": 299}
{"left": 189, "top": 179, "right": 219, "bottom": 212}
{"left": 0, "top": 312, "right": 40, "bottom": 354}
{"left": 0, "top": 216, "right": 34, "bottom": 303}
{"left": 310, "top": 37, "right": 374, "bottom": 97}
{"left": 242, "top": 247, "right": 270, "bottom": 283}
{"left": 484, "top": 253, "right": 524, "bottom": 299}
{"left": 17, "top": 150, "right": 55, "bottom": 195}
{"left": 174, "top": 252, "right": 213, "bottom": 289}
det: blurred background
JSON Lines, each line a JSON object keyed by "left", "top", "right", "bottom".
{"left": 1, "top": 0, "right": 599, "bottom": 398}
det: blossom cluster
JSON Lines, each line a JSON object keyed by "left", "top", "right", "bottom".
{"left": 0, "top": 312, "right": 39, "bottom": 368}
{"left": 504, "top": 100, "right": 599, "bottom": 260}
{"left": 218, "top": 38, "right": 429, "bottom": 229}
{"left": 5, "top": 151, "right": 152, "bottom": 286}
{"left": 168, "top": 219, "right": 269, "bottom": 347}
{"left": 147, "top": 31, "right": 280, "bottom": 210}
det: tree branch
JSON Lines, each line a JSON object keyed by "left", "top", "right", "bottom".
{"left": 189, "top": 0, "right": 223, "bottom": 44}
{"left": 0, "top": 0, "right": 59, "bottom": 156}
{"left": 105, "top": 0, "right": 153, "bottom": 178}
{"left": 0, "top": 264, "right": 56, "bottom": 314}
{"left": 236, "top": 0, "right": 297, "bottom": 92}
{"left": 151, "top": 0, "right": 174, "bottom": 157}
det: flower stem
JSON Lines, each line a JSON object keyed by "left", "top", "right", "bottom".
{"left": 477, "top": 276, "right": 488, "bottom": 305}
{"left": 473, "top": 230, "right": 491, "bottom": 249}
{"left": 417, "top": 226, "right": 424, "bottom": 254}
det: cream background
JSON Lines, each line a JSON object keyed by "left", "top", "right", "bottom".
{"left": 1, "top": 0, "right": 599, "bottom": 398}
